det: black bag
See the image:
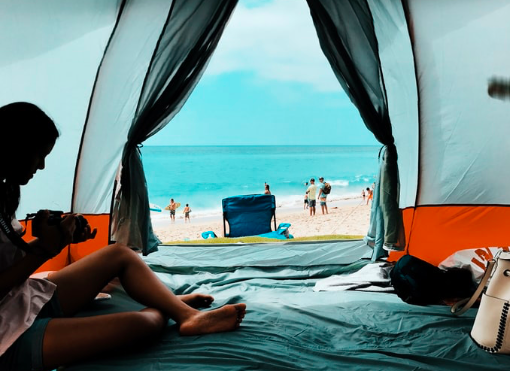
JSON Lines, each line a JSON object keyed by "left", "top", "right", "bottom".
{"left": 390, "top": 255, "right": 476, "bottom": 305}
{"left": 322, "top": 182, "right": 331, "bottom": 194}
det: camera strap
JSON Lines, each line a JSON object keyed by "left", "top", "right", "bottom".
{"left": 0, "top": 213, "right": 56, "bottom": 259}
{"left": 0, "top": 212, "right": 30, "bottom": 252}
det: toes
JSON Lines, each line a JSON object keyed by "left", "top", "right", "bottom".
{"left": 235, "top": 306, "right": 246, "bottom": 324}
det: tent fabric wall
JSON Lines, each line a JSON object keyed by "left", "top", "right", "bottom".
{"left": 0, "top": 1, "right": 121, "bottom": 218}
{"left": 398, "top": 206, "right": 510, "bottom": 265}
{"left": 408, "top": 0, "right": 510, "bottom": 207}
{"left": 395, "top": 0, "right": 510, "bottom": 263}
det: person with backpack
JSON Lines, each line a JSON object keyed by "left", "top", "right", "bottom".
{"left": 318, "top": 177, "right": 331, "bottom": 215}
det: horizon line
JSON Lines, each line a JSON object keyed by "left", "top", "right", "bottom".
{"left": 142, "top": 144, "right": 381, "bottom": 147}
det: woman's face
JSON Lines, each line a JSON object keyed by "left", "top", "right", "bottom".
{"left": 11, "top": 141, "right": 55, "bottom": 185}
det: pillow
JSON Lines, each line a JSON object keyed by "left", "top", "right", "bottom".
{"left": 439, "top": 246, "right": 509, "bottom": 282}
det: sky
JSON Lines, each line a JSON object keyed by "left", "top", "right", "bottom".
{"left": 145, "top": 0, "right": 378, "bottom": 146}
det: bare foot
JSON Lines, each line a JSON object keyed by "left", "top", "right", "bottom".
{"left": 179, "top": 303, "right": 247, "bottom": 336}
{"left": 179, "top": 293, "right": 214, "bottom": 308}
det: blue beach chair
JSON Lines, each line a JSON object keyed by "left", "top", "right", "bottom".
{"left": 221, "top": 194, "right": 293, "bottom": 239}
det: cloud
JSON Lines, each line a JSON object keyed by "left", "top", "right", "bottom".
{"left": 205, "top": 0, "right": 342, "bottom": 92}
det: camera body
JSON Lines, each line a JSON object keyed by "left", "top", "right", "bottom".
{"left": 28, "top": 210, "right": 88, "bottom": 244}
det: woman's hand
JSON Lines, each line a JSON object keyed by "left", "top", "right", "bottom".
{"left": 32, "top": 211, "right": 75, "bottom": 257}
{"left": 72, "top": 214, "right": 97, "bottom": 243}
{"left": 30, "top": 211, "right": 98, "bottom": 259}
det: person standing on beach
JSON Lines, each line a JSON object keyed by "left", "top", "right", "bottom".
{"left": 362, "top": 189, "right": 366, "bottom": 202}
{"left": 306, "top": 178, "right": 317, "bottom": 216}
{"left": 366, "top": 187, "right": 373, "bottom": 205}
{"left": 264, "top": 183, "right": 271, "bottom": 195}
{"left": 317, "top": 177, "right": 329, "bottom": 215}
{"left": 304, "top": 192, "right": 309, "bottom": 209}
{"left": 169, "top": 198, "right": 177, "bottom": 222}
{"left": 183, "top": 204, "right": 191, "bottom": 223}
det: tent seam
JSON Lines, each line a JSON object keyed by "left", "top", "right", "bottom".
{"left": 400, "top": 0, "right": 421, "bottom": 255}
{"left": 405, "top": 204, "right": 510, "bottom": 209}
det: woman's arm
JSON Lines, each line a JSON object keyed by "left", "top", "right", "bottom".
{"left": 0, "top": 249, "right": 48, "bottom": 299}
{"left": 0, "top": 214, "right": 77, "bottom": 299}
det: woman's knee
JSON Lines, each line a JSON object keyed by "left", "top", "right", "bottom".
{"left": 138, "top": 309, "right": 167, "bottom": 335}
{"left": 104, "top": 243, "right": 140, "bottom": 263}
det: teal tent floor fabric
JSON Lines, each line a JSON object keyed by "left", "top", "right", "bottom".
{"left": 65, "top": 241, "right": 510, "bottom": 370}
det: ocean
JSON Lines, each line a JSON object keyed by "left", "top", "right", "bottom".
{"left": 142, "top": 145, "right": 380, "bottom": 220}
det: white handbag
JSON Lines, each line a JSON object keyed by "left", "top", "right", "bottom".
{"left": 452, "top": 251, "right": 510, "bottom": 354}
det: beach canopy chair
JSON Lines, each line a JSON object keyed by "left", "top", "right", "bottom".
{"left": 222, "top": 194, "right": 277, "bottom": 238}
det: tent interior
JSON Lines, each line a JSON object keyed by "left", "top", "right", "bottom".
{"left": 3, "top": 0, "right": 510, "bottom": 369}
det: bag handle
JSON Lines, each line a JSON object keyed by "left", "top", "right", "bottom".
{"left": 451, "top": 259, "right": 496, "bottom": 315}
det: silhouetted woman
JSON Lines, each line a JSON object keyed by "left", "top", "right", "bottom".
{"left": 0, "top": 102, "right": 246, "bottom": 370}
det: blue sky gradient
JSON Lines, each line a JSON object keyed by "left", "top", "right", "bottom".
{"left": 146, "top": 0, "right": 378, "bottom": 146}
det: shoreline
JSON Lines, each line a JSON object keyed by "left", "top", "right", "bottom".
{"left": 152, "top": 196, "right": 371, "bottom": 243}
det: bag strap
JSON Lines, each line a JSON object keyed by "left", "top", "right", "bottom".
{"left": 451, "top": 259, "right": 496, "bottom": 315}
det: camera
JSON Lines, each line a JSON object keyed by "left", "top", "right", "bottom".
{"left": 27, "top": 210, "right": 89, "bottom": 244}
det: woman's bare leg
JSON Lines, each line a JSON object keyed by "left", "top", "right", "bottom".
{"left": 43, "top": 309, "right": 166, "bottom": 369}
{"left": 179, "top": 293, "right": 214, "bottom": 308}
{"left": 47, "top": 244, "right": 246, "bottom": 334}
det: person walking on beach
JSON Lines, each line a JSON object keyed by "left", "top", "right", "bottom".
{"left": 303, "top": 180, "right": 309, "bottom": 209}
{"left": 362, "top": 189, "right": 366, "bottom": 202}
{"left": 169, "top": 198, "right": 177, "bottom": 222}
{"left": 306, "top": 178, "right": 317, "bottom": 216}
{"left": 183, "top": 204, "right": 191, "bottom": 223}
{"left": 317, "top": 177, "right": 329, "bottom": 215}
{"left": 0, "top": 102, "right": 246, "bottom": 370}
{"left": 366, "top": 187, "right": 373, "bottom": 205}
{"left": 264, "top": 183, "right": 271, "bottom": 195}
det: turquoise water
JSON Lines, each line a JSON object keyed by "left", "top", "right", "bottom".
{"left": 142, "top": 145, "right": 380, "bottom": 218}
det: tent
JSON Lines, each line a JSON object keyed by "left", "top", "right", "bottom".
{"left": 1, "top": 0, "right": 508, "bottom": 268}
{"left": 4, "top": 0, "right": 510, "bottom": 369}
{"left": 3, "top": 0, "right": 509, "bottom": 270}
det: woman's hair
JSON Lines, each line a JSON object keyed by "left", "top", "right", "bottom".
{"left": 0, "top": 102, "right": 59, "bottom": 215}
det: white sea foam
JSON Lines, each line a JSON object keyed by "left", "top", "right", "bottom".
{"left": 150, "top": 190, "right": 365, "bottom": 226}
{"left": 328, "top": 179, "right": 350, "bottom": 187}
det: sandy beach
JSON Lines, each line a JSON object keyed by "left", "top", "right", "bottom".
{"left": 153, "top": 197, "right": 371, "bottom": 243}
